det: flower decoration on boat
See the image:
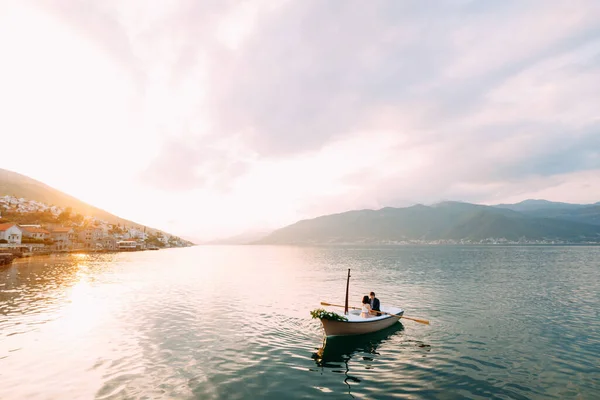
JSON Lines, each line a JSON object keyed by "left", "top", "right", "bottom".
{"left": 310, "top": 308, "right": 348, "bottom": 322}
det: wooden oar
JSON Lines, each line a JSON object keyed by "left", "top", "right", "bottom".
{"left": 320, "top": 301, "right": 430, "bottom": 325}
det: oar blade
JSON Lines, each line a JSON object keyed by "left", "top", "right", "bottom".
{"left": 401, "top": 316, "right": 430, "bottom": 325}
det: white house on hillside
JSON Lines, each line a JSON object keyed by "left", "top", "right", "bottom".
{"left": 126, "top": 227, "right": 148, "bottom": 240}
{"left": 0, "top": 223, "right": 23, "bottom": 244}
{"left": 20, "top": 226, "right": 50, "bottom": 240}
{"left": 50, "top": 227, "right": 74, "bottom": 251}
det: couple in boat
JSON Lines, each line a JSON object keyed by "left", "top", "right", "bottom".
{"left": 360, "top": 291, "right": 382, "bottom": 318}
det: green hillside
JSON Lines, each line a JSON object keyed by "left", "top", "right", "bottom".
{"left": 494, "top": 199, "right": 600, "bottom": 226}
{"left": 493, "top": 199, "right": 589, "bottom": 212}
{"left": 255, "top": 201, "right": 600, "bottom": 244}
{"left": 0, "top": 167, "right": 181, "bottom": 239}
{"left": 520, "top": 205, "right": 600, "bottom": 226}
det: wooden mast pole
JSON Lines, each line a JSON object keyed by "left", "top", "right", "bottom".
{"left": 344, "top": 268, "right": 351, "bottom": 315}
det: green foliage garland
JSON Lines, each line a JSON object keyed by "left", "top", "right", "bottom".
{"left": 310, "top": 308, "right": 348, "bottom": 322}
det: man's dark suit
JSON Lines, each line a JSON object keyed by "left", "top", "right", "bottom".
{"left": 370, "top": 297, "right": 381, "bottom": 316}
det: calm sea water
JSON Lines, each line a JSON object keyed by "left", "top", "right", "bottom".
{"left": 1, "top": 245, "right": 599, "bottom": 399}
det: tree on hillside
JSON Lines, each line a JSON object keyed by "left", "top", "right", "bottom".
{"left": 145, "top": 233, "right": 166, "bottom": 248}
{"left": 71, "top": 213, "right": 84, "bottom": 225}
{"left": 40, "top": 209, "right": 55, "bottom": 222}
{"left": 1, "top": 210, "right": 56, "bottom": 224}
{"left": 110, "top": 224, "right": 125, "bottom": 235}
{"left": 57, "top": 207, "right": 72, "bottom": 223}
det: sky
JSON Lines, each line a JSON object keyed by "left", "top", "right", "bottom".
{"left": 1, "top": 0, "right": 600, "bottom": 242}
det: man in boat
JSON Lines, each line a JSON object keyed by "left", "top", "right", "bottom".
{"left": 369, "top": 292, "right": 381, "bottom": 316}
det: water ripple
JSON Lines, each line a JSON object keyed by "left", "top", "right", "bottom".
{"left": 1, "top": 246, "right": 599, "bottom": 399}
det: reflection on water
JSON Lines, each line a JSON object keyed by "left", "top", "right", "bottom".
{"left": 313, "top": 323, "right": 405, "bottom": 367}
{"left": 1, "top": 245, "right": 599, "bottom": 399}
{"left": 312, "top": 324, "right": 406, "bottom": 398}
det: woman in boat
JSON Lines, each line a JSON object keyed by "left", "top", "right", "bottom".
{"left": 360, "top": 295, "right": 373, "bottom": 318}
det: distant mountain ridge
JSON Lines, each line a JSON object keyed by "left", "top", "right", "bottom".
{"left": 493, "top": 199, "right": 590, "bottom": 212}
{"left": 0, "top": 167, "right": 187, "bottom": 240}
{"left": 254, "top": 200, "right": 600, "bottom": 245}
{"left": 493, "top": 199, "right": 600, "bottom": 226}
{"left": 203, "top": 230, "right": 271, "bottom": 245}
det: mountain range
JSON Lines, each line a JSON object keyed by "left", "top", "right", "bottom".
{"left": 0, "top": 167, "right": 188, "bottom": 241}
{"left": 251, "top": 200, "right": 600, "bottom": 245}
{"left": 12, "top": 162, "right": 593, "bottom": 246}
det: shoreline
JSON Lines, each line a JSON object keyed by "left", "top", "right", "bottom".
{"left": 244, "top": 242, "right": 600, "bottom": 247}
{"left": 0, "top": 246, "right": 191, "bottom": 266}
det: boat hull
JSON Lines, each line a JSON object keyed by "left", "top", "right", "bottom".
{"left": 320, "top": 310, "right": 404, "bottom": 337}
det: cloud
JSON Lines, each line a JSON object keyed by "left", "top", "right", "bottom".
{"left": 206, "top": 0, "right": 600, "bottom": 155}
{"left": 11, "top": 0, "right": 600, "bottom": 239}
{"left": 139, "top": 133, "right": 256, "bottom": 192}
{"left": 139, "top": 138, "right": 207, "bottom": 191}
{"left": 38, "top": 1, "right": 600, "bottom": 168}
{"left": 34, "top": 0, "right": 146, "bottom": 94}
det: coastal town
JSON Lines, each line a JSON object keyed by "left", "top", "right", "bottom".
{"left": 0, "top": 195, "right": 192, "bottom": 261}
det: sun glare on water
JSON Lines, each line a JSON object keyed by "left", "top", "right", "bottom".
{"left": 59, "top": 263, "right": 106, "bottom": 336}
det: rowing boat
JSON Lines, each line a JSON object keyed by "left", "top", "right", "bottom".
{"left": 319, "top": 305, "right": 404, "bottom": 337}
{"left": 315, "top": 268, "right": 405, "bottom": 337}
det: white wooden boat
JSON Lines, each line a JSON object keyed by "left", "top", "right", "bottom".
{"left": 320, "top": 305, "right": 404, "bottom": 337}
{"left": 316, "top": 268, "right": 408, "bottom": 337}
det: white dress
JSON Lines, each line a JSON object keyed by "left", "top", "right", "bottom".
{"left": 361, "top": 304, "right": 371, "bottom": 318}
